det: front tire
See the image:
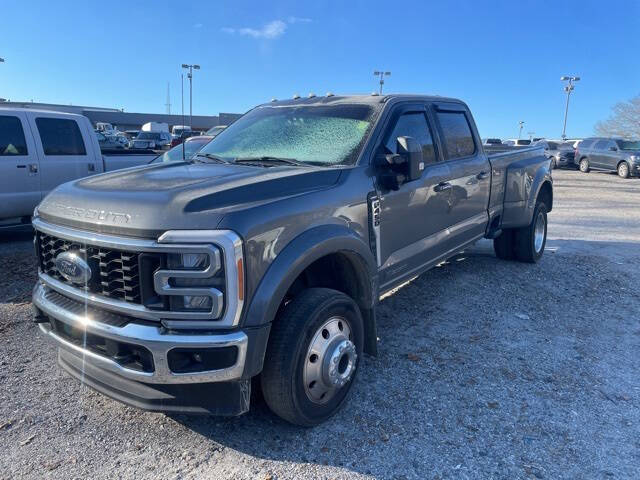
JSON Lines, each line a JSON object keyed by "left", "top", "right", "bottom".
{"left": 261, "top": 288, "right": 364, "bottom": 426}
{"left": 618, "top": 161, "right": 630, "bottom": 179}
{"left": 579, "top": 158, "right": 590, "bottom": 173}
{"left": 514, "top": 201, "right": 548, "bottom": 263}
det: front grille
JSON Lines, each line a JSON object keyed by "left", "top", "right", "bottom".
{"left": 37, "top": 232, "right": 142, "bottom": 303}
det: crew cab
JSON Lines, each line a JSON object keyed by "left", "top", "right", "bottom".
{"left": 31, "top": 94, "right": 552, "bottom": 425}
{"left": 0, "top": 108, "right": 157, "bottom": 227}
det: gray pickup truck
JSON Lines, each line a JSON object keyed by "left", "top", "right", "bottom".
{"left": 31, "top": 94, "right": 552, "bottom": 426}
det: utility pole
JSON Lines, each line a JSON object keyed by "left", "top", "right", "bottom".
{"left": 181, "top": 73, "right": 185, "bottom": 160}
{"left": 181, "top": 64, "right": 200, "bottom": 128}
{"left": 165, "top": 82, "right": 171, "bottom": 114}
{"left": 373, "top": 70, "right": 391, "bottom": 95}
{"left": 518, "top": 121, "right": 524, "bottom": 139}
{"left": 560, "top": 75, "right": 580, "bottom": 140}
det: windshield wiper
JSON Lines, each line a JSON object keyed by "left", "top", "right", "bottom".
{"left": 234, "top": 156, "right": 309, "bottom": 167}
{"left": 191, "top": 153, "right": 232, "bottom": 164}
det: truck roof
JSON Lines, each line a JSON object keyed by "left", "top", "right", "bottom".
{"left": 0, "top": 106, "right": 86, "bottom": 118}
{"left": 261, "top": 93, "right": 463, "bottom": 108}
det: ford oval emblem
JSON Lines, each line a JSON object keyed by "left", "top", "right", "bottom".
{"left": 54, "top": 251, "right": 92, "bottom": 284}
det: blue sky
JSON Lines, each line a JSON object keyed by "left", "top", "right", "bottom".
{"left": 1, "top": 0, "right": 639, "bottom": 139}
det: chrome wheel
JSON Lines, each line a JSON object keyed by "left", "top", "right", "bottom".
{"left": 303, "top": 316, "right": 357, "bottom": 404}
{"left": 618, "top": 162, "right": 629, "bottom": 178}
{"left": 534, "top": 210, "right": 546, "bottom": 254}
{"left": 579, "top": 159, "right": 589, "bottom": 172}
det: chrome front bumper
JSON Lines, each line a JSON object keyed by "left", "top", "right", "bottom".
{"left": 33, "top": 282, "right": 248, "bottom": 384}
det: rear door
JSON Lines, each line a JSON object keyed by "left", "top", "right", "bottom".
{"left": 28, "top": 113, "right": 95, "bottom": 197}
{"left": 0, "top": 111, "right": 41, "bottom": 220}
{"left": 375, "top": 103, "right": 453, "bottom": 289}
{"left": 590, "top": 140, "right": 609, "bottom": 168}
{"left": 431, "top": 103, "right": 491, "bottom": 248}
{"left": 602, "top": 140, "right": 620, "bottom": 170}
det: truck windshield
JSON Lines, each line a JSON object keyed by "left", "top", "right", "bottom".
{"left": 198, "top": 104, "right": 378, "bottom": 166}
{"left": 616, "top": 140, "right": 640, "bottom": 150}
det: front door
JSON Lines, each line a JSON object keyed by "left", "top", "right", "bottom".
{"left": 0, "top": 112, "right": 41, "bottom": 221}
{"left": 375, "top": 104, "right": 453, "bottom": 290}
{"left": 431, "top": 104, "right": 491, "bottom": 247}
{"left": 27, "top": 114, "right": 95, "bottom": 197}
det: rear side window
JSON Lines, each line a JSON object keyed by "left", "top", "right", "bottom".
{"left": 593, "top": 140, "right": 609, "bottom": 151}
{"left": 0, "top": 116, "right": 28, "bottom": 155}
{"left": 435, "top": 111, "right": 475, "bottom": 159}
{"left": 580, "top": 139, "right": 595, "bottom": 148}
{"left": 35, "top": 118, "right": 87, "bottom": 155}
{"left": 385, "top": 112, "right": 437, "bottom": 165}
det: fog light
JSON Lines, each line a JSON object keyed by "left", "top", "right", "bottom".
{"left": 183, "top": 295, "right": 212, "bottom": 310}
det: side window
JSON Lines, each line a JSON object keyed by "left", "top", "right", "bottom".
{"left": 35, "top": 118, "right": 87, "bottom": 155}
{"left": 593, "top": 140, "right": 608, "bottom": 151}
{"left": 580, "top": 139, "right": 593, "bottom": 149}
{"left": 385, "top": 112, "right": 437, "bottom": 165}
{"left": 0, "top": 116, "right": 28, "bottom": 156}
{"left": 435, "top": 110, "right": 475, "bottom": 159}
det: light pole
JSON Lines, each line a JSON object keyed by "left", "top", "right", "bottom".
{"left": 373, "top": 71, "right": 391, "bottom": 95}
{"left": 561, "top": 75, "right": 580, "bottom": 140}
{"left": 0, "top": 57, "right": 4, "bottom": 63}
{"left": 518, "top": 121, "right": 524, "bottom": 139}
{"left": 181, "top": 64, "right": 200, "bottom": 128}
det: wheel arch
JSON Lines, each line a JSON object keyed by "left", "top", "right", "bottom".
{"left": 243, "top": 225, "right": 379, "bottom": 356}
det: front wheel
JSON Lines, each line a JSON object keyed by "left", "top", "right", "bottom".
{"left": 261, "top": 288, "right": 364, "bottom": 426}
{"left": 579, "top": 158, "right": 590, "bottom": 173}
{"left": 618, "top": 162, "right": 630, "bottom": 179}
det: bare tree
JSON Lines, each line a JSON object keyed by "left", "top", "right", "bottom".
{"left": 595, "top": 95, "right": 640, "bottom": 139}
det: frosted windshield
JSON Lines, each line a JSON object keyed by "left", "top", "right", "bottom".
{"left": 200, "top": 104, "right": 377, "bottom": 165}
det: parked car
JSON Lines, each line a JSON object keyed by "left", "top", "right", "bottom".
{"left": 31, "top": 94, "right": 551, "bottom": 426}
{"left": 0, "top": 108, "right": 157, "bottom": 226}
{"left": 153, "top": 135, "right": 213, "bottom": 163}
{"left": 482, "top": 138, "right": 502, "bottom": 146}
{"left": 95, "top": 131, "right": 125, "bottom": 150}
{"left": 575, "top": 137, "right": 640, "bottom": 178}
{"left": 205, "top": 125, "right": 227, "bottom": 137}
{"left": 123, "top": 130, "right": 140, "bottom": 140}
{"left": 533, "top": 140, "right": 575, "bottom": 169}
{"left": 141, "top": 121, "right": 169, "bottom": 133}
{"left": 169, "top": 130, "right": 201, "bottom": 148}
{"left": 505, "top": 139, "right": 531, "bottom": 147}
{"left": 130, "top": 131, "right": 171, "bottom": 150}
{"left": 171, "top": 124, "right": 191, "bottom": 139}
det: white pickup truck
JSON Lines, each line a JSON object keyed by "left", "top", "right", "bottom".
{"left": 0, "top": 108, "right": 158, "bottom": 227}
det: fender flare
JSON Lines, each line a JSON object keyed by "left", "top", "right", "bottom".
{"left": 526, "top": 169, "right": 553, "bottom": 223}
{"left": 242, "top": 224, "right": 379, "bottom": 354}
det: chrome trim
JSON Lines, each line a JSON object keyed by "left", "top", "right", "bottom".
{"left": 34, "top": 282, "right": 247, "bottom": 384}
{"left": 33, "top": 218, "right": 245, "bottom": 328}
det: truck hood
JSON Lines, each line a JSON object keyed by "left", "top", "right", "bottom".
{"left": 37, "top": 162, "right": 343, "bottom": 237}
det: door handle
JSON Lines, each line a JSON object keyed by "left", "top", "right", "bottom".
{"left": 477, "top": 171, "right": 490, "bottom": 180}
{"left": 17, "top": 164, "right": 26, "bottom": 169}
{"left": 434, "top": 182, "right": 452, "bottom": 192}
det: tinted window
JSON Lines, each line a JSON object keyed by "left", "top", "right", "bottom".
{"left": 580, "top": 139, "right": 595, "bottom": 148}
{"left": 436, "top": 111, "right": 475, "bottom": 159}
{"left": 0, "top": 116, "right": 28, "bottom": 156}
{"left": 385, "top": 112, "right": 437, "bottom": 165}
{"left": 36, "top": 118, "right": 86, "bottom": 155}
{"left": 593, "top": 140, "right": 609, "bottom": 151}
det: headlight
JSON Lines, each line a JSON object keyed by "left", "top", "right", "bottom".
{"left": 33, "top": 204, "right": 40, "bottom": 219}
{"left": 630, "top": 155, "right": 638, "bottom": 162}
{"left": 166, "top": 252, "right": 224, "bottom": 311}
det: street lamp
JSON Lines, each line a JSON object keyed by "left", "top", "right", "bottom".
{"left": 373, "top": 71, "right": 391, "bottom": 95}
{"left": 560, "top": 75, "right": 580, "bottom": 140}
{"left": 181, "top": 64, "right": 200, "bottom": 128}
{"left": 518, "top": 121, "right": 524, "bottom": 139}
{"left": 0, "top": 58, "right": 4, "bottom": 63}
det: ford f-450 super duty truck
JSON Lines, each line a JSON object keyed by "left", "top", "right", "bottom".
{"left": 32, "top": 94, "right": 552, "bottom": 426}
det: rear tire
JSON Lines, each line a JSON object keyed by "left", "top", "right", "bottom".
{"left": 493, "top": 228, "right": 516, "bottom": 260}
{"left": 261, "top": 288, "right": 364, "bottom": 426}
{"left": 514, "top": 201, "right": 548, "bottom": 263}
{"left": 618, "top": 161, "right": 630, "bottom": 179}
{"left": 579, "top": 158, "right": 590, "bottom": 173}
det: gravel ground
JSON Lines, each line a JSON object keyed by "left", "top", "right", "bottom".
{"left": 0, "top": 169, "right": 639, "bottom": 479}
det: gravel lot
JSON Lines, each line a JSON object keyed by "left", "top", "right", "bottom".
{"left": 1, "top": 169, "right": 639, "bottom": 479}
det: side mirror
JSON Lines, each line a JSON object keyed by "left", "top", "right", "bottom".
{"left": 609, "top": 146, "right": 617, "bottom": 151}
{"left": 396, "top": 136, "right": 424, "bottom": 181}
